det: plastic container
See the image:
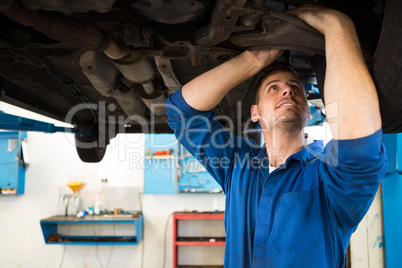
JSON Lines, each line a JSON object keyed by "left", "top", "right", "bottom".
{"left": 94, "top": 200, "right": 100, "bottom": 215}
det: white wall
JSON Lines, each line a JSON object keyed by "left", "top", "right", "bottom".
{"left": 0, "top": 103, "right": 226, "bottom": 268}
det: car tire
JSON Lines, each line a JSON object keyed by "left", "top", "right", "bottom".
{"left": 370, "top": 0, "right": 402, "bottom": 133}
{"left": 75, "top": 128, "right": 107, "bottom": 163}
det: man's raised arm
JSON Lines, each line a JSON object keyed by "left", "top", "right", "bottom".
{"left": 289, "top": 6, "right": 382, "bottom": 140}
{"left": 181, "top": 50, "right": 283, "bottom": 111}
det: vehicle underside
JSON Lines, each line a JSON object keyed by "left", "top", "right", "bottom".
{"left": 0, "top": 0, "right": 401, "bottom": 162}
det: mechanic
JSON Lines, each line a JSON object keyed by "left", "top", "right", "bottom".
{"left": 166, "top": 5, "right": 388, "bottom": 268}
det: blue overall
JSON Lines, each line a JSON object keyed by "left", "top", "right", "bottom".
{"left": 166, "top": 89, "right": 388, "bottom": 267}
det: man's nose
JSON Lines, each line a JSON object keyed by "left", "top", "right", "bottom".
{"left": 282, "top": 85, "right": 295, "bottom": 97}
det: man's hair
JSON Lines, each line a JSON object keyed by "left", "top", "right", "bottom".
{"left": 253, "top": 61, "right": 300, "bottom": 104}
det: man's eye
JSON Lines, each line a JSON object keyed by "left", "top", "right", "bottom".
{"left": 270, "top": 85, "right": 278, "bottom": 90}
{"left": 291, "top": 85, "right": 300, "bottom": 91}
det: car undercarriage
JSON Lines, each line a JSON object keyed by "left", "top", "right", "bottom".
{"left": 0, "top": 0, "right": 401, "bottom": 162}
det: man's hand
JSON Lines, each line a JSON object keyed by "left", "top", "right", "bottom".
{"left": 286, "top": 5, "right": 354, "bottom": 36}
{"left": 243, "top": 49, "right": 284, "bottom": 69}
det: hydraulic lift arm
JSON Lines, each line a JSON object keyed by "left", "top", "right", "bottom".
{"left": 0, "top": 111, "right": 89, "bottom": 135}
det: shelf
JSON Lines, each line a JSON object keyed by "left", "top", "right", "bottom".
{"left": 41, "top": 214, "right": 141, "bottom": 223}
{"left": 175, "top": 241, "right": 225, "bottom": 246}
{"left": 179, "top": 189, "right": 223, "bottom": 194}
{"left": 176, "top": 236, "right": 225, "bottom": 243}
{"left": 46, "top": 236, "right": 137, "bottom": 245}
{"left": 173, "top": 212, "right": 225, "bottom": 268}
{"left": 176, "top": 266, "right": 223, "bottom": 268}
{"left": 40, "top": 213, "right": 143, "bottom": 245}
{"left": 173, "top": 212, "right": 224, "bottom": 220}
{"left": 145, "top": 155, "right": 174, "bottom": 159}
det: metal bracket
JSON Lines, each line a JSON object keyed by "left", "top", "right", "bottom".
{"left": 229, "top": 8, "right": 325, "bottom": 54}
{"left": 193, "top": 0, "right": 254, "bottom": 47}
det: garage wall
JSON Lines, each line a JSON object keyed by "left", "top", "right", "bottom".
{"left": 0, "top": 102, "right": 386, "bottom": 268}
{"left": 0, "top": 103, "right": 225, "bottom": 268}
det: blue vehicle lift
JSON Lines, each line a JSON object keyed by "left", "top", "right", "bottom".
{"left": 0, "top": 110, "right": 89, "bottom": 135}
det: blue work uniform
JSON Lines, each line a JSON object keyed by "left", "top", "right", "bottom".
{"left": 166, "top": 89, "right": 388, "bottom": 268}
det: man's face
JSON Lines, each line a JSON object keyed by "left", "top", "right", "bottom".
{"left": 251, "top": 70, "right": 312, "bottom": 133}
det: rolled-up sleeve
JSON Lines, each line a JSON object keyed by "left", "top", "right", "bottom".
{"left": 319, "top": 129, "right": 388, "bottom": 229}
{"left": 166, "top": 89, "right": 250, "bottom": 193}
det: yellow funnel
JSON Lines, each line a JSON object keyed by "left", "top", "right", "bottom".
{"left": 67, "top": 182, "right": 85, "bottom": 194}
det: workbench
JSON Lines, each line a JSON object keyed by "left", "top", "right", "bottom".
{"left": 40, "top": 213, "right": 143, "bottom": 245}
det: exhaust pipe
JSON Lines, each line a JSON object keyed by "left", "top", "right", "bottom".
{"left": 107, "top": 53, "right": 167, "bottom": 116}
{"left": 79, "top": 51, "right": 148, "bottom": 118}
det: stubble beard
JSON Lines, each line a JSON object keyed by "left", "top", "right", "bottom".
{"left": 260, "top": 109, "right": 308, "bottom": 135}
{"left": 276, "top": 112, "right": 307, "bottom": 133}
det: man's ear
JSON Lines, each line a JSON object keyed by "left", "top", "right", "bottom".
{"left": 251, "top": 104, "right": 259, "bottom": 122}
{"left": 307, "top": 105, "right": 313, "bottom": 120}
